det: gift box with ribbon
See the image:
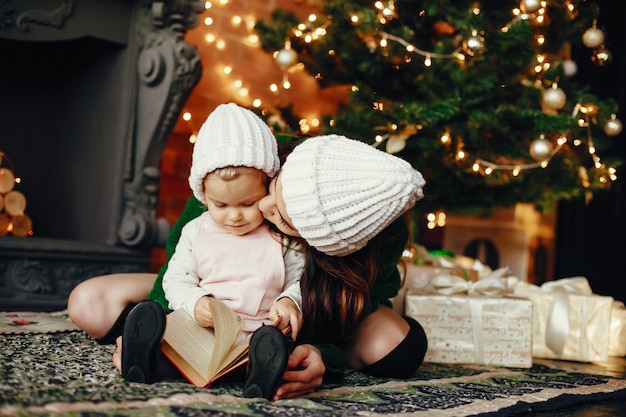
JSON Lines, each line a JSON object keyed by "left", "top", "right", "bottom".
{"left": 609, "top": 301, "right": 626, "bottom": 357}
{"left": 405, "top": 269, "right": 533, "bottom": 368}
{"left": 513, "top": 277, "right": 613, "bottom": 362}
{"left": 392, "top": 251, "right": 488, "bottom": 314}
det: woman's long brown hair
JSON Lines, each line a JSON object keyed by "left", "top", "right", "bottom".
{"left": 299, "top": 241, "right": 380, "bottom": 343}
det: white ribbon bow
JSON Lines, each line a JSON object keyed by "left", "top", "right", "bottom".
{"left": 428, "top": 267, "right": 515, "bottom": 297}
{"left": 514, "top": 276, "right": 592, "bottom": 355}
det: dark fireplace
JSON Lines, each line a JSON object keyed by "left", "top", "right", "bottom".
{"left": 0, "top": 0, "right": 203, "bottom": 310}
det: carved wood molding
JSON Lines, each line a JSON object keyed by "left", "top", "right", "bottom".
{"left": 117, "top": 0, "right": 203, "bottom": 248}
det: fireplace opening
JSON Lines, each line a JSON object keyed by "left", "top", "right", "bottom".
{"left": 2, "top": 37, "right": 130, "bottom": 243}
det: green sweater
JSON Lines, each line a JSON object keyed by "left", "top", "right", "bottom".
{"left": 148, "top": 196, "right": 407, "bottom": 382}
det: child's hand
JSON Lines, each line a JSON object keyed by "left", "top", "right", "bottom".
{"left": 194, "top": 296, "right": 215, "bottom": 328}
{"left": 269, "top": 298, "right": 303, "bottom": 340}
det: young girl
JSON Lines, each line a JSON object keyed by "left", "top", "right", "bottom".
{"left": 119, "top": 103, "right": 303, "bottom": 400}
{"left": 162, "top": 166, "right": 301, "bottom": 334}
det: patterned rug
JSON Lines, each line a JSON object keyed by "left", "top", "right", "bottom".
{"left": 1, "top": 320, "right": 626, "bottom": 416}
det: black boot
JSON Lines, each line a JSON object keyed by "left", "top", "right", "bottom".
{"left": 121, "top": 300, "right": 166, "bottom": 383}
{"left": 243, "top": 326, "right": 290, "bottom": 400}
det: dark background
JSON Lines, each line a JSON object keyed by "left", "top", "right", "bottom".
{"left": 554, "top": 0, "right": 626, "bottom": 302}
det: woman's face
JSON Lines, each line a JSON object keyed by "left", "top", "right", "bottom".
{"left": 258, "top": 172, "right": 301, "bottom": 237}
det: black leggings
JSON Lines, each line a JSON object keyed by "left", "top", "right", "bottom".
{"left": 360, "top": 316, "right": 428, "bottom": 379}
{"left": 95, "top": 303, "right": 137, "bottom": 345}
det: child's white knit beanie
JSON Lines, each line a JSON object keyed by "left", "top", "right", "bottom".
{"left": 188, "top": 103, "right": 279, "bottom": 204}
{"left": 280, "top": 134, "right": 426, "bottom": 256}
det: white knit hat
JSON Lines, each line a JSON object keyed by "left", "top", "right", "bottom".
{"left": 188, "top": 103, "right": 279, "bottom": 203}
{"left": 280, "top": 134, "right": 426, "bottom": 256}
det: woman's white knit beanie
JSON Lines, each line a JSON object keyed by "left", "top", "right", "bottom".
{"left": 188, "top": 103, "right": 279, "bottom": 204}
{"left": 280, "top": 134, "right": 426, "bottom": 256}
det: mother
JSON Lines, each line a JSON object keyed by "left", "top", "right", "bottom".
{"left": 69, "top": 133, "right": 428, "bottom": 400}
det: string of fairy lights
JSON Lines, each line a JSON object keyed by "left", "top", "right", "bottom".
{"left": 183, "top": 0, "right": 621, "bottom": 228}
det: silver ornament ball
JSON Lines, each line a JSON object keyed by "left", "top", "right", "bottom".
{"left": 275, "top": 47, "right": 298, "bottom": 69}
{"left": 582, "top": 27, "right": 605, "bottom": 49}
{"left": 604, "top": 116, "right": 623, "bottom": 136}
{"left": 462, "top": 35, "right": 485, "bottom": 56}
{"left": 530, "top": 137, "right": 554, "bottom": 161}
{"left": 542, "top": 87, "right": 567, "bottom": 110}
{"left": 562, "top": 59, "right": 577, "bottom": 77}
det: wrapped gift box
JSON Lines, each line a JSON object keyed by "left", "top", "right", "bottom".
{"left": 513, "top": 278, "right": 613, "bottom": 362}
{"left": 405, "top": 291, "right": 533, "bottom": 368}
{"left": 609, "top": 301, "right": 626, "bottom": 357}
{"left": 392, "top": 260, "right": 482, "bottom": 314}
{"left": 392, "top": 264, "right": 457, "bottom": 314}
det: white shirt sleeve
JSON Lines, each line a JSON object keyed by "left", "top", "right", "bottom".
{"left": 277, "top": 239, "right": 305, "bottom": 312}
{"left": 162, "top": 217, "right": 210, "bottom": 323}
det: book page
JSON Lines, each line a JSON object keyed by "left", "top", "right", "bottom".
{"left": 206, "top": 298, "right": 245, "bottom": 378}
{"left": 162, "top": 309, "right": 215, "bottom": 379}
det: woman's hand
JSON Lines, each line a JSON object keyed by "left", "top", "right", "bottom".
{"left": 193, "top": 296, "right": 215, "bottom": 327}
{"left": 270, "top": 297, "right": 303, "bottom": 340}
{"left": 273, "top": 344, "right": 325, "bottom": 400}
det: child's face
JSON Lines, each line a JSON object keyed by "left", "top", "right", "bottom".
{"left": 203, "top": 172, "right": 267, "bottom": 236}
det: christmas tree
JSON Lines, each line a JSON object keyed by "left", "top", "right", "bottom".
{"left": 255, "top": 0, "right": 622, "bottom": 216}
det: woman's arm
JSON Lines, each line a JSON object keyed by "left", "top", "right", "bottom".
{"left": 277, "top": 240, "right": 305, "bottom": 312}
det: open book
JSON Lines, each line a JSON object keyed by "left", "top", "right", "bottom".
{"left": 161, "top": 298, "right": 251, "bottom": 387}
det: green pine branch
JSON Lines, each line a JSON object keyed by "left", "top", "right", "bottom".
{"left": 255, "top": 0, "right": 623, "bottom": 217}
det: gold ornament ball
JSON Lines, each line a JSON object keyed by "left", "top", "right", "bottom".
{"left": 591, "top": 47, "right": 612, "bottom": 67}
{"left": 530, "top": 137, "right": 553, "bottom": 161}
{"left": 275, "top": 47, "right": 298, "bottom": 69}
{"left": 604, "top": 116, "right": 623, "bottom": 136}
{"left": 520, "top": 0, "right": 541, "bottom": 14}
{"left": 541, "top": 87, "right": 567, "bottom": 110}
{"left": 582, "top": 27, "right": 605, "bottom": 49}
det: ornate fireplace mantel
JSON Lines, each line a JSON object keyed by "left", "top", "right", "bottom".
{"left": 0, "top": 0, "right": 203, "bottom": 310}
